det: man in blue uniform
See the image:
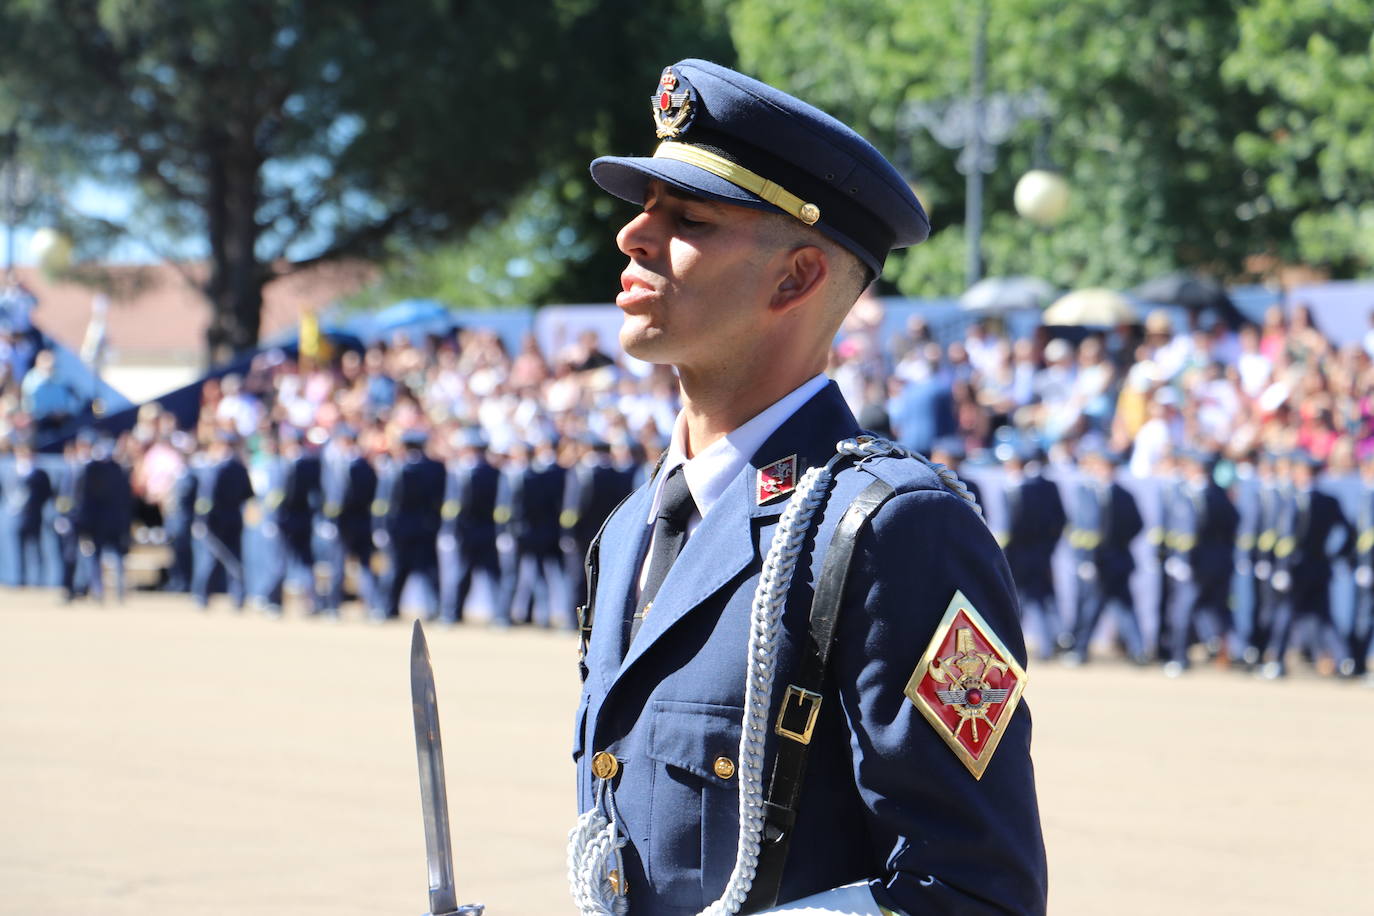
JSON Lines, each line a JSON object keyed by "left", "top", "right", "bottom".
{"left": 1250, "top": 451, "right": 1288, "bottom": 665}
{"left": 1066, "top": 447, "right": 1147, "bottom": 665}
{"left": 164, "top": 446, "right": 199, "bottom": 593}
{"left": 53, "top": 436, "right": 89, "bottom": 601}
{"left": 562, "top": 435, "right": 635, "bottom": 620}
{"left": 192, "top": 432, "right": 254, "bottom": 610}
{"left": 438, "top": 428, "right": 502, "bottom": 624}
{"left": 1345, "top": 451, "right": 1374, "bottom": 679}
{"left": 375, "top": 428, "right": 445, "bottom": 620}
{"left": 1230, "top": 451, "right": 1265, "bottom": 666}
{"left": 569, "top": 60, "right": 1045, "bottom": 915}
{"left": 260, "top": 426, "right": 323, "bottom": 615}
{"left": 4, "top": 435, "right": 52, "bottom": 586}
{"left": 318, "top": 425, "right": 378, "bottom": 617}
{"left": 1261, "top": 452, "right": 1352, "bottom": 678}
{"left": 1161, "top": 449, "right": 1239, "bottom": 676}
{"left": 998, "top": 445, "right": 1067, "bottom": 660}
{"left": 496, "top": 437, "right": 568, "bottom": 627}
{"left": 76, "top": 436, "right": 132, "bottom": 603}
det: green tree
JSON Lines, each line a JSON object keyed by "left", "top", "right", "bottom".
{"left": 728, "top": 0, "right": 1280, "bottom": 296}
{"left": 1223, "top": 0, "right": 1374, "bottom": 273}
{"left": 0, "top": 0, "right": 732, "bottom": 357}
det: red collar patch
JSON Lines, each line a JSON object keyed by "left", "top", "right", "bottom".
{"left": 904, "top": 591, "right": 1027, "bottom": 780}
{"left": 756, "top": 454, "right": 798, "bottom": 506}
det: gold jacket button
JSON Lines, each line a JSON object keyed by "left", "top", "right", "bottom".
{"left": 591, "top": 751, "right": 620, "bottom": 780}
{"left": 713, "top": 756, "right": 736, "bottom": 779}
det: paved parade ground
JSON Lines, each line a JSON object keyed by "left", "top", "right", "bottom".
{"left": 3, "top": 590, "right": 1372, "bottom": 916}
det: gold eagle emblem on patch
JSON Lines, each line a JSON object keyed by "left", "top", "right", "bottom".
{"left": 904, "top": 591, "right": 1027, "bottom": 780}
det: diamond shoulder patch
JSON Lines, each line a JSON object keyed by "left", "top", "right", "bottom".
{"left": 904, "top": 591, "right": 1027, "bottom": 780}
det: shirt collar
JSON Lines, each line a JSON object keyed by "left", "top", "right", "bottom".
{"left": 647, "top": 372, "right": 829, "bottom": 524}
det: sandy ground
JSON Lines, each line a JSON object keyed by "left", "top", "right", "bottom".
{"left": 3, "top": 590, "right": 1372, "bottom": 916}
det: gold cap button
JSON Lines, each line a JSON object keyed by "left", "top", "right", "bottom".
{"left": 591, "top": 751, "right": 620, "bottom": 780}
{"left": 713, "top": 756, "right": 736, "bottom": 779}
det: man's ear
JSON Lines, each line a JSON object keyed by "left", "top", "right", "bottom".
{"left": 770, "top": 245, "right": 829, "bottom": 313}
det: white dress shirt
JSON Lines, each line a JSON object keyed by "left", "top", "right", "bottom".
{"left": 637, "top": 372, "right": 829, "bottom": 592}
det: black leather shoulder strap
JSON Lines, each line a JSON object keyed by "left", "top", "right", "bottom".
{"left": 742, "top": 475, "right": 896, "bottom": 914}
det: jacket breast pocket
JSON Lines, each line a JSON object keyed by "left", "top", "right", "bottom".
{"left": 646, "top": 700, "right": 743, "bottom": 908}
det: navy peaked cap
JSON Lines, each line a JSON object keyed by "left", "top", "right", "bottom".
{"left": 590, "top": 59, "right": 930, "bottom": 276}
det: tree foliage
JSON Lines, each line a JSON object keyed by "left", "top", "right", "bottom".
{"left": 727, "top": 0, "right": 1318, "bottom": 296}
{"left": 0, "top": 0, "right": 732, "bottom": 354}
{"left": 1223, "top": 0, "right": 1374, "bottom": 273}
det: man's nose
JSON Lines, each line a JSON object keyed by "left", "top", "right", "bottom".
{"left": 616, "top": 208, "right": 661, "bottom": 260}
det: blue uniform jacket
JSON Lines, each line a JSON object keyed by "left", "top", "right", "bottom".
{"left": 1071, "top": 480, "right": 1142, "bottom": 583}
{"left": 442, "top": 460, "right": 500, "bottom": 542}
{"left": 322, "top": 454, "right": 377, "bottom": 546}
{"left": 1276, "top": 488, "right": 1352, "bottom": 593}
{"left": 196, "top": 458, "right": 253, "bottom": 538}
{"left": 265, "top": 454, "right": 322, "bottom": 539}
{"left": 1001, "top": 474, "right": 1066, "bottom": 597}
{"left": 76, "top": 457, "right": 132, "bottom": 547}
{"left": 499, "top": 462, "right": 566, "bottom": 554}
{"left": 378, "top": 454, "right": 446, "bottom": 542}
{"left": 1166, "top": 482, "right": 1239, "bottom": 587}
{"left": 574, "top": 383, "right": 1046, "bottom": 915}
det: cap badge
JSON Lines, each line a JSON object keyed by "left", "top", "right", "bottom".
{"left": 904, "top": 591, "right": 1027, "bottom": 780}
{"left": 756, "top": 455, "right": 798, "bottom": 505}
{"left": 652, "top": 67, "right": 694, "bottom": 139}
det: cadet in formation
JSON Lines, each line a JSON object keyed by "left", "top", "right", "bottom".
{"left": 192, "top": 432, "right": 253, "bottom": 610}
{"left": 1261, "top": 452, "right": 1352, "bottom": 678}
{"left": 568, "top": 59, "right": 1045, "bottom": 915}
{"left": 260, "top": 426, "right": 322, "bottom": 615}
{"left": 4, "top": 435, "right": 52, "bottom": 586}
{"left": 438, "top": 429, "right": 501, "bottom": 624}
{"left": 76, "top": 435, "right": 132, "bottom": 603}
{"left": 53, "top": 437, "right": 88, "bottom": 601}
{"left": 374, "top": 429, "right": 445, "bottom": 620}
{"left": 1067, "top": 448, "right": 1147, "bottom": 665}
{"left": 998, "top": 445, "right": 1067, "bottom": 660}
{"left": 496, "top": 437, "right": 568, "bottom": 628}
{"left": 318, "top": 425, "right": 378, "bottom": 616}
{"left": 562, "top": 436, "right": 634, "bottom": 618}
{"left": 1347, "top": 451, "right": 1374, "bottom": 679}
{"left": 1161, "top": 449, "right": 1239, "bottom": 675}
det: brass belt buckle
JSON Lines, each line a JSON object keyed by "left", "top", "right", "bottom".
{"left": 775, "top": 685, "right": 823, "bottom": 745}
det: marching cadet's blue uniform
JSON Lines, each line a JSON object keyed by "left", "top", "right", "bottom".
{"left": 1069, "top": 464, "right": 1147, "bottom": 663}
{"left": 1347, "top": 468, "right": 1374, "bottom": 676}
{"left": 164, "top": 464, "right": 198, "bottom": 592}
{"left": 375, "top": 436, "right": 446, "bottom": 619}
{"left": 999, "top": 458, "right": 1067, "bottom": 659}
{"left": 3, "top": 452, "right": 52, "bottom": 586}
{"left": 1145, "top": 470, "right": 1181, "bottom": 661}
{"left": 318, "top": 441, "right": 378, "bottom": 614}
{"left": 192, "top": 445, "right": 254, "bottom": 609}
{"left": 1163, "top": 460, "right": 1239, "bottom": 670}
{"left": 438, "top": 448, "right": 502, "bottom": 623}
{"left": 563, "top": 444, "right": 635, "bottom": 618}
{"left": 76, "top": 446, "right": 132, "bottom": 603}
{"left": 1264, "top": 466, "right": 1352, "bottom": 674}
{"left": 1251, "top": 462, "right": 1288, "bottom": 660}
{"left": 53, "top": 446, "right": 87, "bottom": 600}
{"left": 1230, "top": 462, "right": 1264, "bottom": 663}
{"left": 261, "top": 440, "right": 323, "bottom": 612}
{"left": 496, "top": 452, "right": 567, "bottom": 627}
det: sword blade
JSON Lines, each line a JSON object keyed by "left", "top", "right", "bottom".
{"left": 410, "top": 620, "right": 460, "bottom": 916}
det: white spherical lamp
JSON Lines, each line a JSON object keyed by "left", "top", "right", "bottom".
{"left": 1014, "top": 169, "right": 1071, "bottom": 226}
{"left": 29, "top": 227, "right": 74, "bottom": 271}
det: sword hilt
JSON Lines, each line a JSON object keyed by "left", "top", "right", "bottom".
{"left": 426, "top": 906, "right": 484, "bottom": 916}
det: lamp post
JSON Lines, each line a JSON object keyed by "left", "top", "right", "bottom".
{"left": 898, "top": 0, "right": 1050, "bottom": 288}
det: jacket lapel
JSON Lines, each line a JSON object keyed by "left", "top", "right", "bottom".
{"left": 609, "top": 382, "right": 862, "bottom": 685}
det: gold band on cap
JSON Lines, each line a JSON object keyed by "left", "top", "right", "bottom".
{"left": 653, "top": 141, "right": 821, "bottom": 226}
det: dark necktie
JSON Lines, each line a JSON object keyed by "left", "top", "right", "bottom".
{"left": 631, "top": 465, "right": 694, "bottom": 644}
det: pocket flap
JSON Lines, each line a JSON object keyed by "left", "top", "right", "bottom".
{"left": 647, "top": 700, "right": 743, "bottom": 784}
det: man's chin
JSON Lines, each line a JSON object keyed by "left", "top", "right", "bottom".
{"left": 618, "top": 326, "right": 675, "bottom": 366}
